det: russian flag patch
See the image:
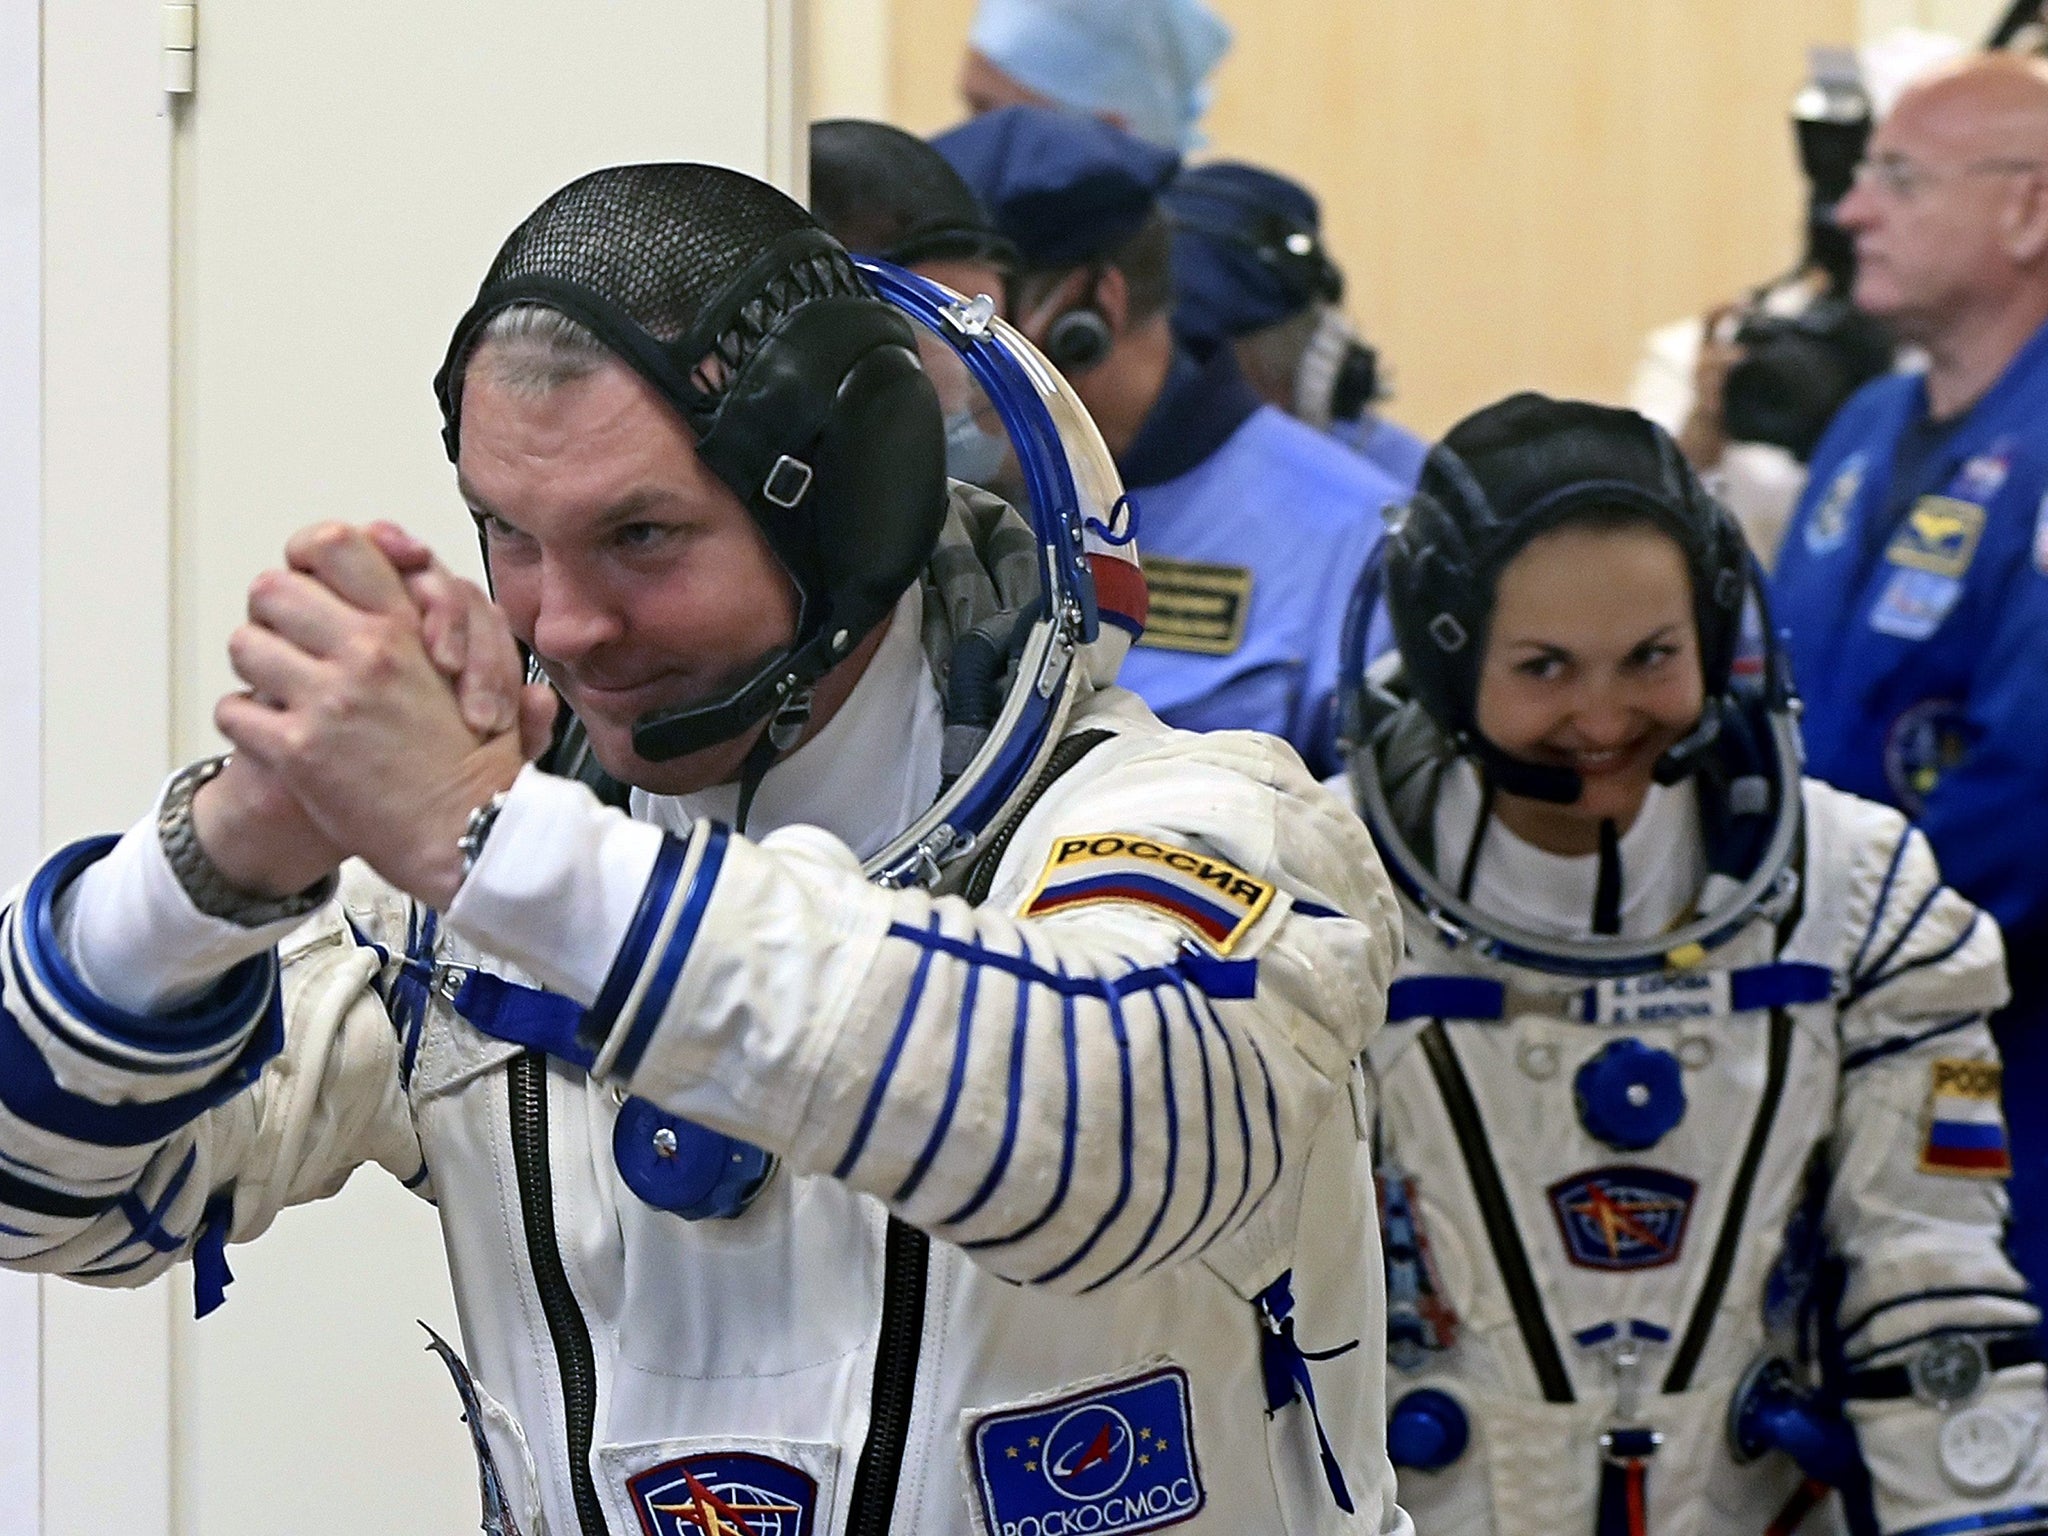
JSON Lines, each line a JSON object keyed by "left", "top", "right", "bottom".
{"left": 1023, "top": 833, "right": 1276, "bottom": 955}
{"left": 1922, "top": 1057, "right": 2012, "bottom": 1178}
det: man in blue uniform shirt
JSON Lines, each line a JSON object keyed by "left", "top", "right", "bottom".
{"left": 1164, "top": 160, "right": 1430, "bottom": 491}
{"left": 1773, "top": 53, "right": 2048, "bottom": 1294}
{"left": 935, "top": 106, "right": 1399, "bottom": 777}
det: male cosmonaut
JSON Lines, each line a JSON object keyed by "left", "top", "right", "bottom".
{"left": 0, "top": 163, "right": 1412, "bottom": 1536}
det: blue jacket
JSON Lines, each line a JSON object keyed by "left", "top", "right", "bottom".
{"left": 1117, "top": 345, "right": 1398, "bottom": 777}
{"left": 1774, "top": 318, "right": 2048, "bottom": 1302}
{"left": 1329, "top": 412, "right": 1430, "bottom": 492}
{"left": 1774, "top": 318, "right": 2048, "bottom": 948}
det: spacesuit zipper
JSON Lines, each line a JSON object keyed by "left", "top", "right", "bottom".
{"left": 1419, "top": 1021, "right": 1575, "bottom": 1403}
{"left": 845, "top": 1217, "right": 930, "bottom": 1536}
{"left": 961, "top": 729, "right": 1114, "bottom": 903}
{"left": 1663, "top": 1007, "right": 1794, "bottom": 1393}
{"left": 508, "top": 1050, "right": 608, "bottom": 1536}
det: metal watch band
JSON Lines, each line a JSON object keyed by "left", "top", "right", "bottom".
{"left": 157, "top": 755, "right": 337, "bottom": 928}
{"left": 458, "top": 791, "right": 511, "bottom": 883}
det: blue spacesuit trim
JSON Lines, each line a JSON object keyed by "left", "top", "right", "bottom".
{"left": 1185, "top": 978, "right": 1257, "bottom": 1241}
{"left": 1854, "top": 880, "right": 1945, "bottom": 995}
{"left": 1839, "top": 1286, "right": 2039, "bottom": 1348}
{"left": 402, "top": 1160, "right": 431, "bottom": 1190}
{"left": 1146, "top": 983, "right": 1222, "bottom": 1275}
{"left": 1891, "top": 1506, "right": 2048, "bottom": 1536}
{"left": 962, "top": 967, "right": 1082, "bottom": 1255}
{"left": 892, "top": 953, "right": 983, "bottom": 1203}
{"left": 1386, "top": 976, "right": 1506, "bottom": 1023}
{"left": 1028, "top": 971, "right": 1137, "bottom": 1285}
{"left": 387, "top": 907, "right": 438, "bottom": 1089}
{"left": 1845, "top": 914, "right": 1983, "bottom": 1008}
{"left": 1841, "top": 1014, "right": 1984, "bottom": 1072}
{"left": 580, "top": 832, "right": 688, "bottom": 1058}
{"left": 0, "top": 1164, "right": 115, "bottom": 1220}
{"left": 609, "top": 825, "right": 728, "bottom": 1082}
{"left": 112, "top": 1146, "right": 199, "bottom": 1256}
{"left": 1386, "top": 964, "right": 1835, "bottom": 1025}
{"left": 1084, "top": 987, "right": 1183, "bottom": 1292}
{"left": 0, "top": 983, "right": 284, "bottom": 1148}
{"left": 1250, "top": 1035, "right": 1285, "bottom": 1219}
{"left": 1849, "top": 833, "right": 1917, "bottom": 981}
{"left": 14, "top": 838, "right": 278, "bottom": 1071}
{"left": 938, "top": 966, "right": 1035, "bottom": 1229}
{"left": 836, "top": 913, "right": 945, "bottom": 1182}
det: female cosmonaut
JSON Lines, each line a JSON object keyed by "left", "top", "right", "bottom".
{"left": 1339, "top": 393, "right": 2047, "bottom": 1536}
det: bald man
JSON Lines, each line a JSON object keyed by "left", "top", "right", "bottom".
{"left": 1774, "top": 53, "right": 2048, "bottom": 1321}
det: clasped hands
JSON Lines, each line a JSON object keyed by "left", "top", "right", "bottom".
{"left": 191, "top": 522, "right": 558, "bottom": 911}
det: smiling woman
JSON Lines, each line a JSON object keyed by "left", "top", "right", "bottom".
{"left": 1334, "top": 392, "right": 2048, "bottom": 1535}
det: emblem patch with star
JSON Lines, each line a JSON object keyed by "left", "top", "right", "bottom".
{"left": 1548, "top": 1166, "right": 1697, "bottom": 1271}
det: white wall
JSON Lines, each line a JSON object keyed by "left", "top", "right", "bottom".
{"left": 30, "top": 4, "right": 808, "bottom": 1533}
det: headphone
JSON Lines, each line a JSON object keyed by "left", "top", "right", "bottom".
{"left": 1032, "top": 265, "right": 1116, "bottom": 375}
{"left": 436, "top": 229, "right": 949, "bottom": 765}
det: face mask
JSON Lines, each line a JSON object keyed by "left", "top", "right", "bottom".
{"left": 945, "top": 407, "right": 1011, "bottom": 486}
{"left": 1293, "top": 306, "right": 1382, "bottom": 429}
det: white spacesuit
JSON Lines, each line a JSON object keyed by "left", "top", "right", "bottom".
{"left": 0, "top": 217, "right": 1410, "bottom": 1536}
{"left": 1341, "top": 394, "right": 2047, "bottom": 1536}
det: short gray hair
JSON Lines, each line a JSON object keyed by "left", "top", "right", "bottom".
{"left": 467, "top": 304, "right": 615, "bottom": 396}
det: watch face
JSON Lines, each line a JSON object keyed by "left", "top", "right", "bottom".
{"left": 1939, "top": 1404, "right": 2030, "bottom": 1495}
{"left": 1910, "top": 1336, "right": 1989, "bottom": 1409}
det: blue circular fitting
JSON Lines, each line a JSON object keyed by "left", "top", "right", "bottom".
{"left": 1574, "top": 1037, "right": 1687, "bottom": 1151}
{"left": 1387, "top": 1388, "right": 1469, "bottom": 1471}
{"left": 612, "top": 1097, "right": 775, "bottom": 1220}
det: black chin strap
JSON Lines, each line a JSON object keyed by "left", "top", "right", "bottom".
{"left": 1592, "top": 820, "right": 1623, "bottom": 935}
{"left": 730, "top": 684, "right": 814, "bottom": 836}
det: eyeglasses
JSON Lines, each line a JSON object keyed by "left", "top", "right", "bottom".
{"left": 1849, "top": 153, "right": 2045, "bottom": 200}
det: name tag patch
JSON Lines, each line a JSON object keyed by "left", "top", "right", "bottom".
{"left": 1869, "top": 566, "right": 1965, "bottom": 641}
{"left": 1922, "top": 1057, "right": 2012, "bottom": 1178}
{"left": 1592, "top": 970, "right": 1729, "bottom": 1026}
{"left": 1549, "top": 1166, "right": 1697, "bottom": 1270}
{"left": 1135, "top": 555, "right": 1252, "bottom": 655}
{"left": 964, "top": 1365, "right": 1206, "bottom": 1536}
{"left": 1886, "top": 496, "right": 1986, "bottom": 579}
{"left": 1024, "top": 834, "right": 1276, "bottom": 954}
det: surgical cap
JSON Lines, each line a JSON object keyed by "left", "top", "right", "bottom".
{"left": 933, "top": 105, "right": 1180, "bottom": 271}
{"left": 968, "top": 0, "right": 1231, "bottom": 152}
{"left": 1165, "top": 161, "right": 1342, "bottom": 345}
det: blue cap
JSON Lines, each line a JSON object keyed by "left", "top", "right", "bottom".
{"left": 933, "top": 106, "right": 1180, "bottom": 271}
{"left": 967, "top": 0, "right": 1231, "bottom": 152}
{"left": 1166, "top": 161, "right": 1341, "bottom": 345}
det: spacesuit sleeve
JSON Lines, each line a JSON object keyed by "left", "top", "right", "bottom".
{"left": 447, "top": 730, "right": 1401, "bottom": 1297}
{"left": 1822, "top": 791, "right": 2048, "bottom": 1532}
{"left": 0, "top": 831, "right": 424, "bottom": 1303}
{"left": 1912, "top": 539, "right": 2048, "bottom": 946}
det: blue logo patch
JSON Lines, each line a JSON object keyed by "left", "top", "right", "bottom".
{"left": 1868, "top": 565, "right": 1965, "bottom": 641}
{"left": 1884, "top": 697, "right": 1970, "bottom": 814}
{"left": 1548, "top": 1166, "right": 1697, "bottom": 1271}
{"left": 1805, "top": 452, "right": 1864, "bottom": 555}
{"left": 1884, "top": 495, "right": 1986, "bottom": 579}
{"left": 968, "top": 1366, "right": 1205, "bottom": 1536}
{"left": 626, "top": 1451, "right": 818, "bottom": 1536}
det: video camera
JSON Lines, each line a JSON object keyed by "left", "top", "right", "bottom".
{"left": 1718, "top": 50, "right": 1895, "bottom": 462}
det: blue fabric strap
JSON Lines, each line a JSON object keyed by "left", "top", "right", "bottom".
{"left": 1728, "top": 962, "right": 1835, "bottom": 1011}
{"left": 1254, "top": 1271, "right": 1357, "bottom": 1514}
{"left": 449, "top": 972, "right": 595, "bottom": 1072}
{"left": 1386, "top": 976, "right": 1505, "bottom": 1024}
{"left": 1387, "top": 962, "right": 1835, "bottom": 1025}
{"left": 192, "top": 1190, "right": 235, "bottom": 1318}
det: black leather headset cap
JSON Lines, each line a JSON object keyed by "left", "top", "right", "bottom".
{"left": 809, "top": 119, "right": 1018, "bottom": 274}
{"left": 1384, "top": 392, "right": 1747, "bottom": 748}
{"left": 434, "top": 163, "right": 948, "bottom": 760}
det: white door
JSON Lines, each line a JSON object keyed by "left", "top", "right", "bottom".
{"left": 32, "top": 5, "right": 807, "bottom": 1533}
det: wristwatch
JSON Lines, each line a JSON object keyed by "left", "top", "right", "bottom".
{"left": 458, "top": 791, "right": 510, "bottom": 884}
{"left": 158, "top": 755, "right": 337, "bottom": 927}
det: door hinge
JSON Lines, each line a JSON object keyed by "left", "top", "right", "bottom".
{"left": 162, "top": 2, "right": 196, "bottom": 95}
